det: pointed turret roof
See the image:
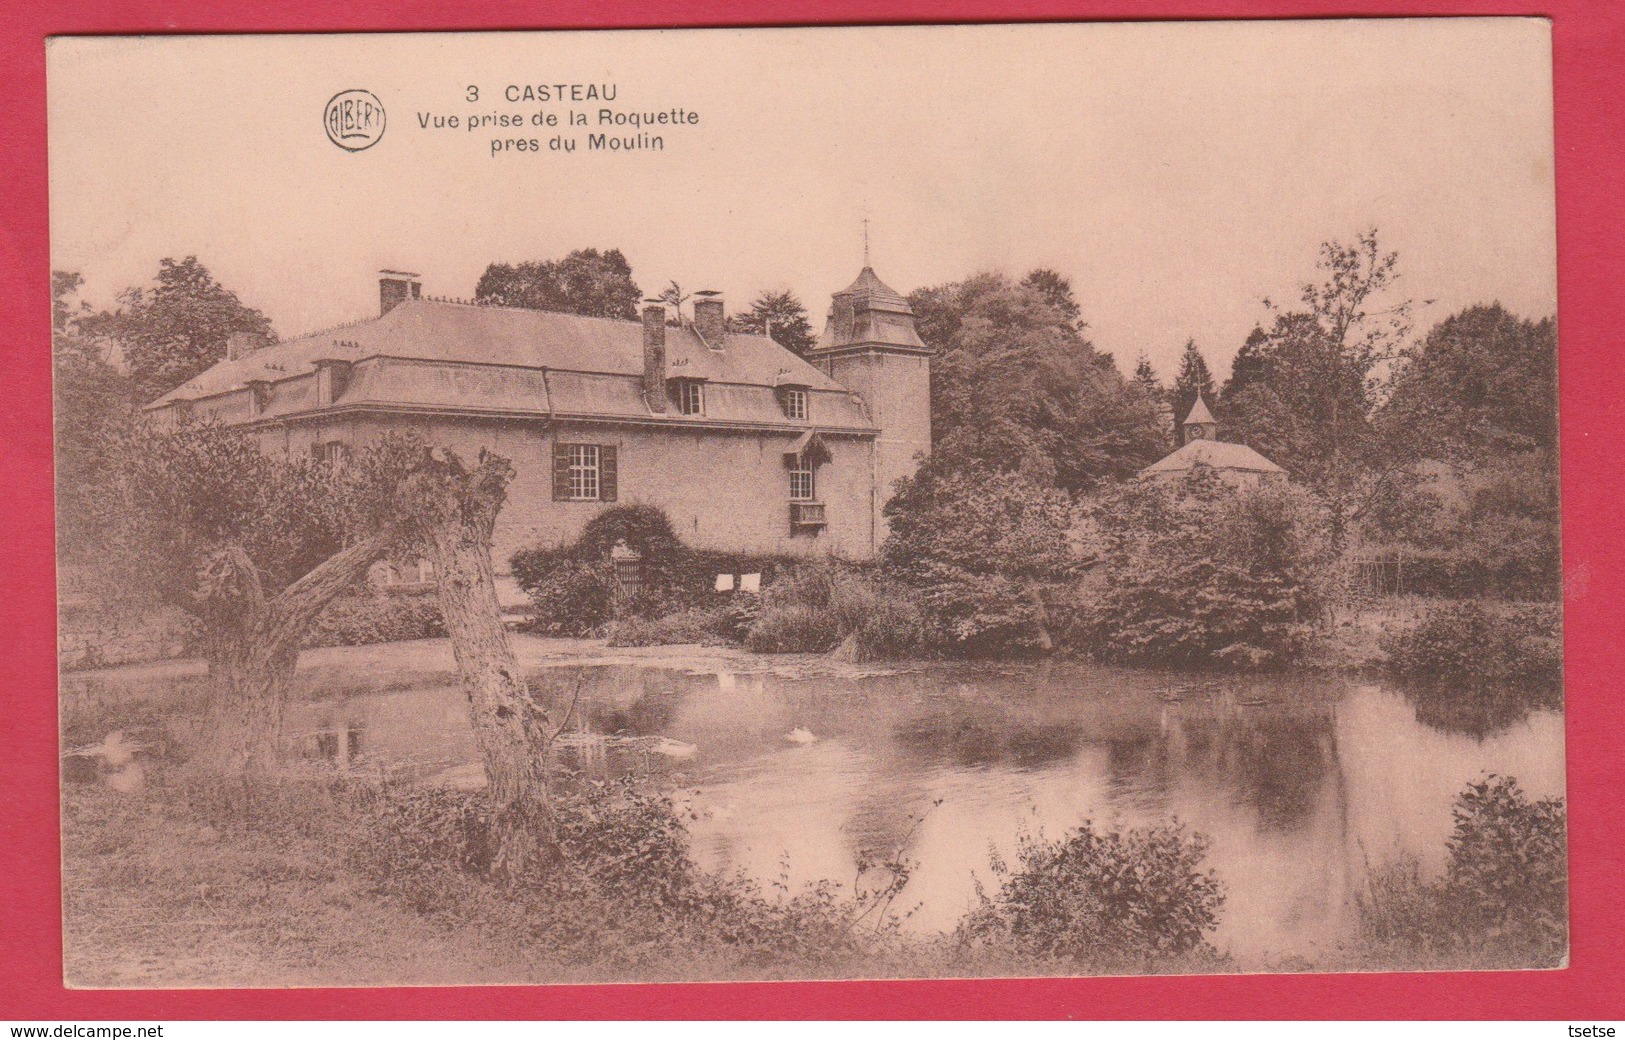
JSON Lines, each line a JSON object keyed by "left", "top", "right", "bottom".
{"left": 1184, "top": 396, "right": 1216, "bottom": 426}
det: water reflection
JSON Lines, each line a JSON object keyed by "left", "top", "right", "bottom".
{"left": 285, "top": 659, "right": 1564, "bottom": 965}
{"left": 1397, "top": 680, "right": 1559, "bottom": 739}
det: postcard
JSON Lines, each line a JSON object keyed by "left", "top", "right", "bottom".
{"left": 47, "top": 20, "right": 1562, "bottom": 987}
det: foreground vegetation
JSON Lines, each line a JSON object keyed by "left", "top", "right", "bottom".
{"left": 63, "top": 723, "right": 1565, "bottom": 985}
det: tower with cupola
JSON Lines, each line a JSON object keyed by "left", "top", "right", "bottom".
{"left": 807, "top": 264, "right": 934, "bottom": 526}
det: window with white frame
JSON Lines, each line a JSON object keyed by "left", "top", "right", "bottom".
{"left": 781, "top": 387, "right": 808, "bottom": 420}
{"left": 568, "top": 444, "right": 601, "bottom": 500}
{"left": 789, "top": 458, "right": 816, "bottom": 501}
{"left": 675, "top": 379, "right": 705, "bottom": 415}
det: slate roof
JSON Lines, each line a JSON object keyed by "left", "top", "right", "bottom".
{"left": 1139, "top": 438, "right": 1288, "bottom": 478}
{"left": 149, "top": 299, "right": 875, "bottom": 433}
{"left": 813, "top": 266, "right": 929, "bottom": 352}
{"left": 837, "top": 266, "right": 913, "bottom": 312}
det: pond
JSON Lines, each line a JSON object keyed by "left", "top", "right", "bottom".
{"left": 287, "top": 656, "right": 1565, "bottom": 966}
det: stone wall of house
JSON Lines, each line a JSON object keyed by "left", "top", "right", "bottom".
{"left": 814, "top": 349, "right": 932, "bottom": 540}
{"left": 281, "top": 416, "right": 883, "bottom": 570}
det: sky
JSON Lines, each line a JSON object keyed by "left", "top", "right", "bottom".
{"left": 47, "top": 19, "right": 1556, "bottom": 383}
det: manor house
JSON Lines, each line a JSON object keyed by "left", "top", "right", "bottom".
{"left": 145, "top": 264, "right": 934, "bottom": 571}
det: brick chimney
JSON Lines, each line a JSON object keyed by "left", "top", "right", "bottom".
{"left": 642, "top": 301, "right": 668, "bottom": 413}
{"left": 693, "top": 291, "right": 725, "bottom": 349}
{"left": 379, "top": 270, "right": 422, "bottom": 316}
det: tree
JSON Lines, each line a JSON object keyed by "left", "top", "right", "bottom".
{"left": 1219, "top": 325, "right": 1272, "bottom": 410}
{"left": 1131, "top": 355, "right": 1162, "bottom": 400}
{"left": 907, "top": 271, "right": 1166, "bottom": 494}
{"left": 91, "top": 423, "right": 409, "bottom": 775}
{"left": 729, "top": 289, "right": 816, "bottom": 357}
{"left": 1170, "top": 340, "right": 1216, "bottom": 444}
{"left": 88, "top": 257, "right": 275, "bottom": 402}
{"left": 1382, "top": 304, "right": 1557, "bottom": 463}
{"left": 95, "top": 421, "right": 566, "bottom": 871}
{"left": 1362, "top": 304, "right": 1560, "bottom": 599}
{"left": 1084, "top": 468, "right": 1333, "bottom": 668}
{"left": 1221, "top": 229, "right": 1415, "bottom": 547}
{"left": 52, "top": 271, "right": 135, "bottom": 559}
{"left": 881, "top": 462, "right": 1079, "bottom": 653}
{"left": 1019, "top": 268, "right": 1084, "bottom": 328}
{"left": 402, "top": 448, "right": 570, "bottom": 875}
{"left": 474, "top": 248, "right": 642, "bottom": 320}
{"left": 657, "top": 280, "right": 691, "bottom": 324}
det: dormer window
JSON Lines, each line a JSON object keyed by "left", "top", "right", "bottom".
{"left": 779, "top": 386, "right": 809, "bottom": 421}
{"left": 673, "top": 378, "right": 705, "bottom": 416}
{"left": 313, "top": 358, "right": 354, "bottom": 407}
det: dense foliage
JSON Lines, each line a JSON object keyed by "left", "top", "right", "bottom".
{"left": 1361, "top": 304, "right": 1561, "bottom": 601}
{"left": 93, "top": 421, "right": 350, "bottom": 608}
{"left": 1383, "top": 304, "right": 1558, "bottom": 461}
{"left": 53, "top": 271, "right": 136, "bottom": 561}
{"left": 728, "top": 289, "right": 817, "bottom": 357}
{"left": 1356, "top": 775, "right": 1566, "bottom": 968}
{"left": 908, "top": 271, "right": 1166, "bottom": 493}
{"left": 881, "top": 465, "right": 1079, "bottom": 654}
{"left": 473, "top": 248, "right": 642, "bottom": 320}
{"left": 1381, "top": 602, "right": 1562, "bottom": 692}
{"left": 961, "top": 820, "right": 1225, "bottom": 966}
{"left": 1083, "top": 468, "right": 1332, "bottom": 667}
{"left": 304, "top": 592, "right": 446, "bottom": 649}
{"left": 83, "top": 256, "right": 275, "bottom": 401}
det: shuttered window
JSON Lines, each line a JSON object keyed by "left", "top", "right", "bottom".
{"left": 552, "top": 442, "right": 618, "bottom": 502}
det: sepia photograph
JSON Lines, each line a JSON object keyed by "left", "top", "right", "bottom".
{"left": 46, "top": 20, "right": 1564, "bottom": 988}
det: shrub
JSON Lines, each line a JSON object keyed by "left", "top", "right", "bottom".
{"left": 511, "top": 552, "right": 617, "bottom": 636}
{"left": 959, "top": 819, "right": 1225, "bottom": 967}
{"left": 1082, "top": 468, "right": 1332, "bottom": 667}
{"left": 744, "top": 602, "right": 841, "bottom": 654}
{"left": 343, "top": 773, "right": 870, "bottom": 971}
{"left": 1355, "top": 774, "right": 1566, "bottom": 968}
{"left": 511, "top": 505, "right": 811, "bottom": 635}
{"left": 1381, "top": 602, "right": 1562, "bottom": 692}
{"left": 881, "top": 465, "right": 1079, "bottom": 654}
{"left": 303, "top": 592, "right": 445, "bottom": 648}
{"left": 1445, "top": 775, "right": 1567, "bottom": 957}
{"left": 742, "top": 562, "right": 925, "bottom": 659}
{"left": 609, "top": 604, "right": 740, "bottom": 648}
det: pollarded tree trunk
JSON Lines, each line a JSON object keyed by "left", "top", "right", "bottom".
{"left": 189, "top": 533, "right": 398, "bottom": 777}
{"left": 194, "top": 628, "right": 301, "bottom": 777}
{"left": 408, "top": 449, "right": 560, "bottom": 878}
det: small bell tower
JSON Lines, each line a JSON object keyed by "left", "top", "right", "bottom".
{"left": 1182, "top": 396, "right": 1219, "bottom": 442}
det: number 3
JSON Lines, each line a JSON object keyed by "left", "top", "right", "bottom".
{"left": 466, "top": 85, "right": 479, "bottom": 102}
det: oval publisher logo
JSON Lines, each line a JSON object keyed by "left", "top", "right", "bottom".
{"left": 324, "top": 89, "right": 386, "bottom": 152}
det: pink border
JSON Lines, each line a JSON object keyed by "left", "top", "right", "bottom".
{"left": 3, "top": 0, "right": 1620, "bottom": 1020}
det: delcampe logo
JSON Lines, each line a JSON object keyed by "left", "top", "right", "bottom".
{"left": 324, "top": 89, "right": 386, "bottom": 152}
